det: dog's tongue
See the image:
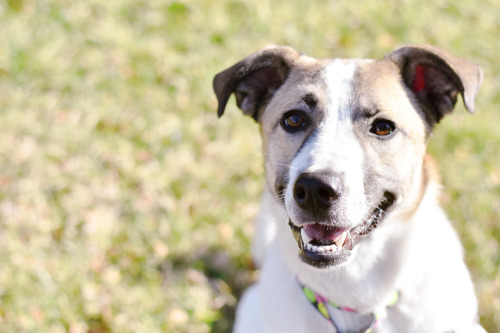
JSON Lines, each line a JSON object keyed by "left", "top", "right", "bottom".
{"left": 304, "top": 224, "right": 348, "bottom": 244}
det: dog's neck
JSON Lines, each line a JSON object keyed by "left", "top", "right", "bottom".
{"left": 299, "top": 280, "right": 399, "bottom": 332}
{"left": 293, "top": 237, "right": 406, "bottom": 314}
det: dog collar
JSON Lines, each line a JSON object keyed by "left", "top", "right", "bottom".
{"left": 300, "top": 282, "right": 399, "bottom": 333}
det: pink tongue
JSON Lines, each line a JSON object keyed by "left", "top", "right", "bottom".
{"left": 304, "top": 224, "right": 347, "bottom": 242}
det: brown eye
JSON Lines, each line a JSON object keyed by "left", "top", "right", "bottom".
{"left": 285, "top": 114, "right": 304, "bottom": 128}
{"left": 371, "top": 120, "right": 396, "bottom": 136}
{"left": 281, "top": 112, "right": 307, "bottom": 132}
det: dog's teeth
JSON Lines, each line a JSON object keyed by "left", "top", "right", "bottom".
{"left": 334, "top": 232, "right": 348, "bottom": 248}
{"left": 305, "top": 242, "right": 344, "bottom": 253}
{"left": 301, "top": 228, "right": 312, "bottom": 244}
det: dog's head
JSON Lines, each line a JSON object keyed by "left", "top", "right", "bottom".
{"left": 214, "top": 45, "right": 482, "bottom": 269}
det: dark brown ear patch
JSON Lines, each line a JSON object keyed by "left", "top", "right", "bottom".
{"left": 213, "top": 46, "right": 301, "bottom": 120}
{"left": 409, "top": 63, "right": 461, "bottom": 123}
{"left": 234, "top": 66, "right": 286, "bottom": 120}
{"left": 388, "top": 45, "right": 483, "bottom": 125}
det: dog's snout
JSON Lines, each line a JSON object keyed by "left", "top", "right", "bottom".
{"left": 293, "top": 172, "right": 343, "bottom": 213}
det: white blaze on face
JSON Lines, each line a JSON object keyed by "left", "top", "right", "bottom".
{"left": 285, "top": 60, "right": 367, "bottom": 225}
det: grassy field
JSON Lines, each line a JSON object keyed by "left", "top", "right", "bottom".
{"left": 0, "top": 0, "right": 499, "bottom": 332}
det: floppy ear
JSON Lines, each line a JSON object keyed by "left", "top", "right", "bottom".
{"left": 213, "top": 45, "right": 301, "bottom": 120}
{"left": 387, "top": 45, "right": 483, "bottom": 124}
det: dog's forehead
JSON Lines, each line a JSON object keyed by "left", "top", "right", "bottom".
{"left": 286, "top": 56, "right": 415, "bottom": 119}
{"left": 321, "top": 59, "right": 366, "bottom": 120}
{"left": 353, "top": 59, "right": 409, "bottom": 110}
{"left": 287, "top": 57, "right": 369, "bottom": 92}
{"left": 262, "top": 58, "right": 361, "bottom": 117}
{"left": 279, "top": 57, "right": 383, "bottom": 109}
{"left": 293, "top": 57, "right": 401, "bottom": 109}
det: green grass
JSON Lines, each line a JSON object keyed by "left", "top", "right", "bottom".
{"left": 0, "top": 0, "right": 499, "bottom": 332}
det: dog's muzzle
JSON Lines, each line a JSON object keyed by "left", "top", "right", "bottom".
{"left": 288, "top": 191, "right": 395, "bottom": 268}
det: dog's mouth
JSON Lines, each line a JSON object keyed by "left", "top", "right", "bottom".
{"left": 288, "top": 192, "right": 395, "bottom": 268}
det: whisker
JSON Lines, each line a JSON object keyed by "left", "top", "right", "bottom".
{"left": 259, "top": 199, "right": 282, "bottom": 211}
{"left": 276, "top": 163, "right": 299, "bottom": 171}
{"left": 281, "top": 212, "right": 290, "bottom": 231}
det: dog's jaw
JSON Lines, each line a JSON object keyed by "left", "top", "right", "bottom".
{"left": 288, "top": 192, "right": 396, "bottom": 268}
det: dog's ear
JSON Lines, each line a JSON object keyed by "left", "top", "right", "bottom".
{"left": 387, "top": 45, "right": 483, "bottom": 124}
{"left": 213, "top": 45, "right": 301, "bottom": 120}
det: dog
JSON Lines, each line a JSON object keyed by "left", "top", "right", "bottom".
{"left": 213, "top": 45, "right": 485, "bottom": 333}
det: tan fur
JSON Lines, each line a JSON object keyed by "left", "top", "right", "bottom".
{"left": 214, "top": 45, "right": 485, "bottom": 333}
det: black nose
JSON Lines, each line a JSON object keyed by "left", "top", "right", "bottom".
{"left": 293, "top": 172, "right": 343, "bottom": 213}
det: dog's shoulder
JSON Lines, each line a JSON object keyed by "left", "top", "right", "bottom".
{"left": 392, "top": 188, "right": 479, "bottom": 332}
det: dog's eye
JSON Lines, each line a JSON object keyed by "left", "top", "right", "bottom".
{"left": 371, "top": 120, "right": 396, "bottom": 136}
{"left": 281, "top": 112, "right": 307, "bottom": 132}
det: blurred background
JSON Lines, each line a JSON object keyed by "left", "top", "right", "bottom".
{"left": 0, "top": 0, "right": 499, "bottom": 332}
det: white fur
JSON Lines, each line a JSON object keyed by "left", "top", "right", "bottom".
{"left": 233, "top": 60, "right": 484, "bottom": 333}
{"left": 236, "top": 185, "right": 484, "bottom": 333}
{"left": 286, "top": 61, "right": 366, "bottom": 228}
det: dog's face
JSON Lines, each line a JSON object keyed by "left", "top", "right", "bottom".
{"left": 214, "top": 45, "right": 482, "bottom": 269}
{"left": 261, "top": 58, "right": 430, "bottom": 268}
